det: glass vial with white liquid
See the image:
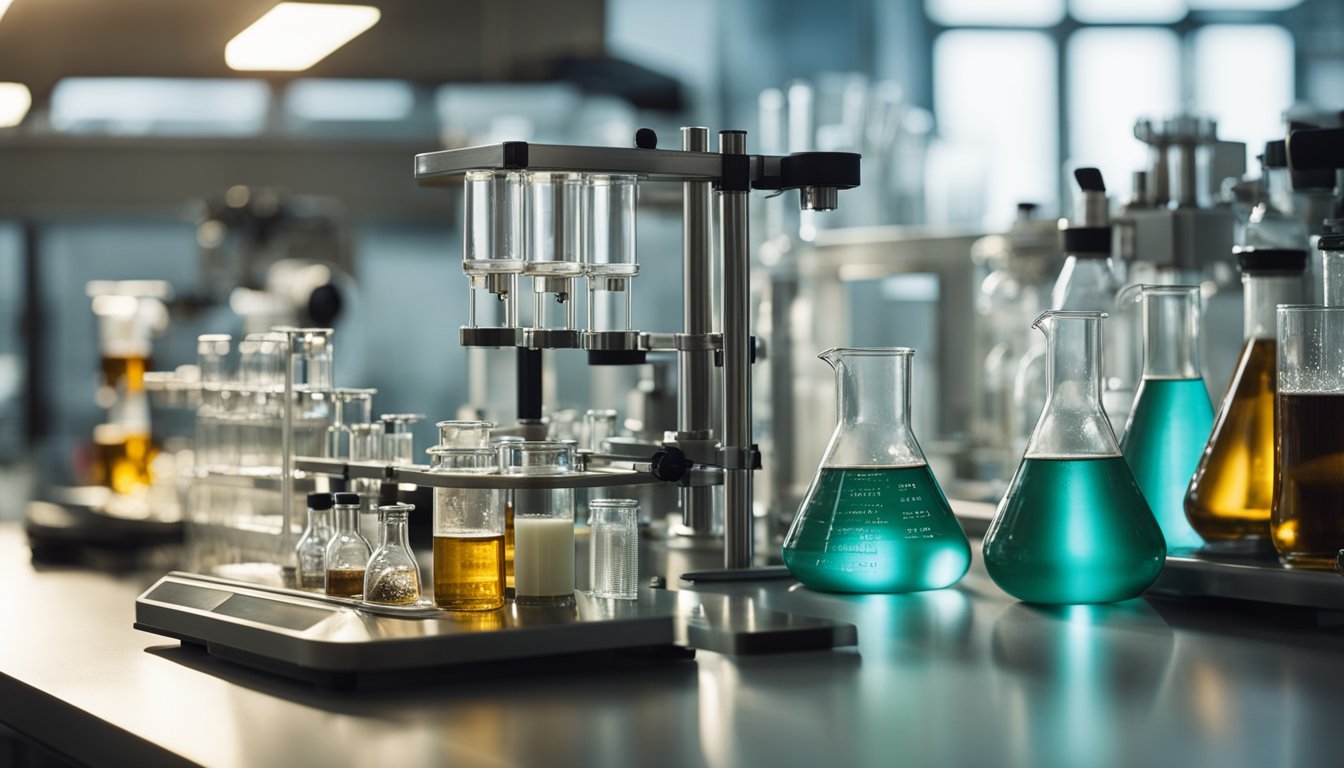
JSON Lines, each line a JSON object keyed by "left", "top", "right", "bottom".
{"left": 503, "top": 441, "right": 577, "bottom": 606}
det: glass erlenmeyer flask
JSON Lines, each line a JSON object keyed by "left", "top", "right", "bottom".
{"left": 1120, "top": 285, "right": 1213, "bottom": 552}
{"left": 782, "top": 348, "right": 970, "bottom": 593}
{"left": 1185, "top": 249, "right": 1306, "bottom": 545}
{"left": 984, "top": 311, "right": 1165, "bottom": 605}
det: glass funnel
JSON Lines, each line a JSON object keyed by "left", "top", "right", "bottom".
{"left": 983, "top": 311, "right": 1165, "bottom": 604}
{"left": 1119, "top": 285, "right": 1213, "bottom": 552}
{"left": 781, "top": 348, "right": 970, "bottom": 593}
{"left": 1185, "top": 249, "right": 1305, "bottom": 545}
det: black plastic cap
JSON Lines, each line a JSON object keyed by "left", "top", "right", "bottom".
{"left": 307, "top": 283, "right": 343, "bottom": 327}
{"left": 1062, "top": 227, "right": 1111, "bottom": 255}
{"left": 634, "top": 128, "right": 658, "bottom": 149}
{"left": 1263, "top": 140, "right": 1288, "bottom": 169}
{"left": 333, "top": 492, "right": 360, "bottom": 506}
{"left": 306, "top": 492, "right": 334, "bottom": 510}
{"left": 1074, "top": 167, "right": 1105, "bottom": 193}
{"left": 1235, "top": 247, "right": 1308, "bottom": 273}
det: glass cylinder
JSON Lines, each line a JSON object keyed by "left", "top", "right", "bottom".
{"left": 196, "top": 334, "right": 233, "bottom": 472}
{"left": 290, "top": 328, "right": 334, "bottom": 391}
{"left": 584, "top": 408, "right": 618, "bottom": 452}
{"left": 326, "top": 387, "right": 377, "bottom": 458}
{"left": 587, "top": 175, "right": 638, "bottom": 278}
{"left": 436, "top": 419, "right": 494, "bottom": 449}
{"left": 325, "top": 492, "right": 371, "bottom": 598}
{"left": 236, "top": 333, "right": 287, "bottom": 473}
{"left": 428, "top": 446, "right": 505, "bottom": 611}
{"left": 1273, "top": 305, "right": 1344, "bottom": 569}
{"left": 380, "top": 413, "right": 424, "bottom": 465}
{"left": 363, "top": 504, "right": 422, "bottom": 605}
{"left": 1321, "top": 225, "right": 1344, "bottom": 307}
{"left": 295, "top": 492, "right": 335, "bottom": 591}
{"left": 502, "top": 441, "right": 576, "bottom": 606}
{"left": 463, "top": 170, "right": 523, "bottom": 330}
{"left": 589, "top": 498, "right": 640, "bottom": 600}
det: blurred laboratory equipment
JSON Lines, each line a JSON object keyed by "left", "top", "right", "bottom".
{"left": 295, "top": 491, "right": 335, "bottom": 591}
{"left": 1246, "top": 140, "right": 1310, "bottom": 252}
{"left": 503, "top": 441, "right": 577, "bottom": 607}
{"left": 1185, "top": 249, "right": 1306, "bottom": 547}
{"left": 1272, "top": 305, "right": 1344, "bottom": 570}
{"left": 589, "top": 498, "right": 640, "bottom": 600}
{"left": 968, "top": 202, "right": 1062, "bottom": 484}
{"left": 363, "top": 503, "right": 422, "bottom": 606}
{"left": 1120, "top": 285, "right": 1213, "bottom": 553}
{"left": 325, "top": 492, "right": 371, "bottom": 598}
{"left": 428, "top": 445, "right": 505, "bottom": 610}
{"left": 984, "top": 311, "right": 1165, "bottom": 604}
{"left": 782, "top": 348, "right": 970, "bottom": 593}
{"left": 86, "top": 280, "right": 171, "bottom": 496}
{"left": 1323, "top": 223, "right": 1344, "bottom": 306}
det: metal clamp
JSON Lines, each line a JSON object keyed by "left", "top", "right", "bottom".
{"left": 717, "top": 445, "right": 761, "bottom": 470}
{"left": 638, "top": 332, "right": 723, "bottom": 353}
{"left": 460, "top": 326, "right": 523, "bottom": 348}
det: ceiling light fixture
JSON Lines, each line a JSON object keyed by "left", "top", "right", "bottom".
{"left": 0, "top": 82, "right": 32, "bottom": 128}
{"left": 225, "top": 2, "right": 381, "bottom": 72}
{"left": 0, "top": 0, "right": 14, "bottom": 25}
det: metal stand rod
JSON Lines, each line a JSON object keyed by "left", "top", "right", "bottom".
{"left": 680, "top": 126, "right": 716, "bottom": 534}
{"left": 719, "top": 130, "right": 754, "bottom": 569}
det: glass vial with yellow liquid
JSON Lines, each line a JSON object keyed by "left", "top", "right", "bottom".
{"left": 428, "top": 446, "right": 506, "bottom": 611}
{"left": 782, "top": 347, "right": 971, "bottom": 593}
{"left": 1185, "top": 249, "right": 1305, "bottom": 544}
{"left": 1119, "top": 285, "right": 1214, "bottom": 553}
{"left": 325, "top": 492, "right": 371, "bottom": 597}
{"left": 88, "top": 290, "right": 161, "bottom": 493}
{"left": 983, "top": 311, "right": 1166, "bottom": 604}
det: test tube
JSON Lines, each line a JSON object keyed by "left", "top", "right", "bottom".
{"left": 326, "top": 388, "right": 377, "bottom": 458}
{"left": 585, "top": 175, "right": 640, "bottom": 336}
{"left": 501, "top": 441, "right": 576, "bottom": 606}
{"left": 427, "top": 446, "right": 506, "bottom": 611}
{"left": 196, "top": 334, "right": 233, "bottom": 472}
{"left": 588, "top": 498, "right": 640, "bottom": 600}
{"left": 436, "top": 419, "right": 495, "bottom": 449}
{"left": 463, "top": 170, "right": 524, "bottom": 340}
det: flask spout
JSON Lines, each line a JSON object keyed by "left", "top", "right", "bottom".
{"left": 1024, "top": 310, "right": 1121, "bottom": 458}
{"left": 814, "top": 346, "right": 924, "bottom": 467}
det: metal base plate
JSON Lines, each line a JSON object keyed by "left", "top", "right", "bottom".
{"left": 1150, "top": 550, "right": 1344, "bottom": 613}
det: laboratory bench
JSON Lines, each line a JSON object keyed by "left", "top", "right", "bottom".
{"left": 2, "top": 520, "right": 1344, "bottom": 768}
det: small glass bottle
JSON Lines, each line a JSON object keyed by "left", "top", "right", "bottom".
{"left": 589, "top": 498, "right": 640, "bottom": 600}
{"left": 363, "top": 504, "right": 422, "bottom": 605}
{"left": 984, "top": 311, "right": 1166, "bottom": 604}
{"left": 1185, "top": 249, "right": 1306, "bottom": 545}
{"left": 295, "top": 492, "right": 335, "bottom": 591}
{"left": 502, "top": 441, "right": 576, "bottom": 606}
{"left": 1120, "top": 285, "right": 1214, "bottom": 553}
{"left": 325, "top": 491, "right": 372, "bottom": 598}
{"left": 428, "top": 446, "right": 506, "bottom": 611}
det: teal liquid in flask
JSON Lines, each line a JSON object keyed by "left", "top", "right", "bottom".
{"left": 783, "top": 348, "right": 971, "bottom": 593}
{"left": 983, "top": 311, "right": 1166, "bottom": 604}
{"left": 1120, "top": 285, "right": 1213, "bottom": 552}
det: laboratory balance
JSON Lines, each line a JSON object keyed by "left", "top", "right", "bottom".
{"left": 133, "top": 126, "right": 864, "bottom": 685}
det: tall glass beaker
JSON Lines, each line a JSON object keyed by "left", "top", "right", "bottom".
{"left": 1185, "top": 249, "right": 1305, "bottom": 544}
{"left": 781, "top": 348, "right": 970, "bottom": 593}
{"left": 983, "top": 311, "right": 1165, "bottom": 604}
{"left": 1120, "top": 285, "right": 1213, "bottom": 552}
{"left": 1273, "top": 305, "right": 1344, "bottom": 569}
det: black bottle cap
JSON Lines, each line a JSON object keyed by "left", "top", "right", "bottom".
{"left": 1263, "top": 140, "right": 1288, "bottom": 169}
{"left": 1234, "top": 246, "right": 1308, "bottom": 273}
{"left": 306, "top": 492, "right": 334, "bottom": 510}
{"left": 1320, "top": 219, "right": 1344, "bottom": 252}
{"left": 333, "top": 492, "right": 360, "bottom": 506}
{"left": 634, "top": 127, "right": 657, "bottom": 149}
{"left": 1061, "top": 226, "right": 1111, "bottom": 256}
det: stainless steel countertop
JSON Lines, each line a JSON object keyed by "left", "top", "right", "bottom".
{"left": 2, "top": 521, "right": 1343, "bottom": 768}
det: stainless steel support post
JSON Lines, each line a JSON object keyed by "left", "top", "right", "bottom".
{"left": 680, "top": 126, "right": 717, "bottom": 534}
{"left": 719, "top": 130, "right": 754, "bottom": 569}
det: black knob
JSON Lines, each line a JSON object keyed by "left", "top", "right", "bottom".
{"left": 650, "top": 446, "right": 690, "bottom": 482}
{"left": 635, "top": 128, "right": 658, "bottom": 150}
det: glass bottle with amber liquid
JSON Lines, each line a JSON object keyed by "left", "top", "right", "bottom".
{"left": 325, "top": 492, "right": 372, "bottom": 597}
{"left": 427, "top": 445, "right": 506, "bottom": 611}
{"left": 1185, "top": 248, "right": 1306, "bottom": 545}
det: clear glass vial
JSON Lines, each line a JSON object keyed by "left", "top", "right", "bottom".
{"left": 589, "top": 498, "right": 640, "bottom": 600}
{"left": 295, "top": 491, "right": 335, "bottom": 591}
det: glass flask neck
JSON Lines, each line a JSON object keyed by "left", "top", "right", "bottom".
{"left": 1052, "top": 254, "right": 1117, "bottom": 311}
{"left": 309, "top": 508, "right": 334, "bottom": 533}
{"left": 1136, "top": 285, "right": 1202, "bottom": 379}
{"left": 334, "top": 505, "right": 360, "bottom": 532}
{"left": 1025, "top": 311, "right": 1120, "bottom": 458}
{"left": 1324, "top": 248, "right": 1344, "bottom": 308}
{"left": 818, "top": 348, "right": 925, "bottom": 467}
{"left": 1244, "top": 272, "right": 1303, "bottom": 340}
{"left": 380, "top": 511, "right": 410, "bottom": 550}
